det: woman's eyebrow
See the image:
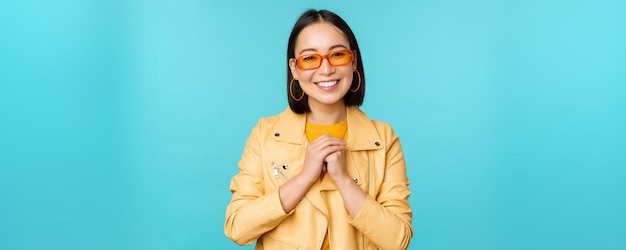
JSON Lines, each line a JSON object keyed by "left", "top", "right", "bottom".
{"left": 298, "top": 48, "right": 318, "bottom": 55}
{"left": 298, "top": 44, "right": 349, "bottom": 55}
{"left": 329, "top": 44, "right": 348, "bottom": 51}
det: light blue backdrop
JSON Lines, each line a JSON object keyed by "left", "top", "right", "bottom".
{"left": 1, "top": 0, "right": 624, "bottom": 249}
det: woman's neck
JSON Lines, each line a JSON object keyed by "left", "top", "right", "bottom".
{"left": 307, "top": 103, "right": 347, "bottom": 125}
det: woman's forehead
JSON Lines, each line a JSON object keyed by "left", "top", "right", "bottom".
{"left": 295, "top": 22, "right": 349, "bottom": 53}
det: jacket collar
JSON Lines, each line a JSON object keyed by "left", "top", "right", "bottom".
{"left": 272, "top": 106, "right": 383, "bottom": 151}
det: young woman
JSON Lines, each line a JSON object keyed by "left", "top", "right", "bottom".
{"left": 225, "top": 9, "right": 412, "bottom": 250}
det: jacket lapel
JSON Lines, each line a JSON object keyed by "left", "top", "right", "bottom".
{"left": 271, "top": 108, "right": 307, "bottom": 145}
{"left": 345, "top": 106, "right": 383, "bottom": 151}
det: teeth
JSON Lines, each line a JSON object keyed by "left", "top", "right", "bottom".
{"left": 317, "top": 81, "right": 337, "bottom": 87}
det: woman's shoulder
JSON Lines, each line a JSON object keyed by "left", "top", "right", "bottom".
{"left": 371, "top": 120, "right": 397, "bottom": 140}
{"left": 249, "top": 107, "right": 304, "bottom": 134}
{"left": 349, "top": 106, "right": 394, "bottom": 129}
{"left": 256, "top": 113, "right": 280, "bottom": 126}
{"left": 255, "top": 107, "right": 296, "bottom": 125}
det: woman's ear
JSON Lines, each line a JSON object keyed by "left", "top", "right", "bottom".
{"left": 289, "top": 59, "right": 299, "bottom": 80}
{"left": 352, "top": 52, "right": 358, "bottom": 70}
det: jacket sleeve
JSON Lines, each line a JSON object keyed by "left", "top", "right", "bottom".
{"left": 348, "top": 124, "right": 413, "bottom": 250}
{"left": 224, "top": 120, "right": 292, "bottom": 245}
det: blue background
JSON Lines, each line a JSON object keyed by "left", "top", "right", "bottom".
{"left": 1, "top": 0, "right": 625, "bottom": 249}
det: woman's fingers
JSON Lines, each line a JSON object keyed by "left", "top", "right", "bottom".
{"left": 319, "top": 144, "right": 345, "bottom": 157}
{"left": 310, "top": 134, "right": 346, "bottom": 149}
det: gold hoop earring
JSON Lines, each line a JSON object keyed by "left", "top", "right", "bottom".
{"left": 290, "top": 78, "right": 304, "bottom": 101}
{"left": 350, "top": 70, "right": 361, "bottom": 93}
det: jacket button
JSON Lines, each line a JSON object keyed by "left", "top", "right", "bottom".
{"left": 374, "top": 141, "right": 380, "bottom": 146}
{"left": 274, "top": 133, "right": 280, "bottom": 137}
{"left": 282, "top": 164, "right": 288, "bottom": 170}
{"left": 352, "top": 177, "right": 358, "bottom": 183}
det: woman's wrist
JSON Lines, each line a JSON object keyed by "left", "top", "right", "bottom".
{"left": 333, "top": 175, "right": 356, "bottom": 189}
{"left": 294, "top": 171, "right": 318, "bottom": 186}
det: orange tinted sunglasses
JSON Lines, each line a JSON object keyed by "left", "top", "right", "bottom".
{"left": 293, "top": 50, "right": 354, "bottom": 70}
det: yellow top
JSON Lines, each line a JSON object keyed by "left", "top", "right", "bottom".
{"left": 305, "top": 120, "right": 348, "bottom": 250}
{"left": 305, "top": 119, "right": 348, "bottom": 142}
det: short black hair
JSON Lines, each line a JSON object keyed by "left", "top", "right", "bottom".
{"left": 286, "top": 9, "right": 366, "bottom": 114}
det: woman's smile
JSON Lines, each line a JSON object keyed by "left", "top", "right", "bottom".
{"left": 316, "top": 80, "right": 339, "bottom": 89}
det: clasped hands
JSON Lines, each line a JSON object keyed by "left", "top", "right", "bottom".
{"left": 299, "top": 133, "right": 350, "bottom": 184}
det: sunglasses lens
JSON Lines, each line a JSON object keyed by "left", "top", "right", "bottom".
{"left": 329, "top": 51, "right": 352, "bottom": 66}
{"left": 298, "top": 55, "right": 321, "bottom": 70}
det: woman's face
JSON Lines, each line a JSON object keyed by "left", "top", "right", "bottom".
{"left": 290, "top": 21, "right": 356, "bottom": 110}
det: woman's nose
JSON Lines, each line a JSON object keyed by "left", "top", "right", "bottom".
{"left": 317, "top": 58, "right": 334, "bottom": 75}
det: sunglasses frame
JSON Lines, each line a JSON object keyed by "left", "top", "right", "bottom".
{"left": 293, "top": 49, "right": 354, "bottom": 70}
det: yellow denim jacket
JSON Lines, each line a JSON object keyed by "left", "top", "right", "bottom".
{"left": 225, "top": 106, "right": 412, "bottom": 249}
